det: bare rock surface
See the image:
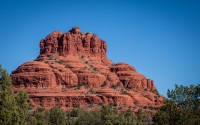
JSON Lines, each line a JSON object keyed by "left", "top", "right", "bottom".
{"left": 12, "top": 26, "right": 163, "bottom": 113}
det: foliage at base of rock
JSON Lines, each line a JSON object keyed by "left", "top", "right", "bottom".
{"left": 0, "top": 65, "right": 29, "bottom": 125}
{"left": 153, "top": 84, "right": 200, "bottom": 125}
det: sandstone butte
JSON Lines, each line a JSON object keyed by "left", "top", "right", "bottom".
{"left": 12, "top": 26, "right": 163, "bottom": 114}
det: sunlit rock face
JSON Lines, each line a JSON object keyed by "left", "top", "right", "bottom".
{"left": 12, "top": 26, "right": 163, "bottom": 113}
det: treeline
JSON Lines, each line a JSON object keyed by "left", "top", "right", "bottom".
{"left": 0, "top": 65, "right": 200, "bottom": 125}
{"left": 29, "top": 105, "right": 150, "bottom": 125}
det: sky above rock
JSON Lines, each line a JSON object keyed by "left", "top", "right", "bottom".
{"left": 0, "top": 0, "right": 199, "bottom": 96}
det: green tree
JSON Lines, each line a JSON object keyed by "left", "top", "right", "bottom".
{"left": 32, "top": 107, "right": 50, "bottom": 125}
{"left": 153, "top": 84, "right": 200, "bottom": 125}
{"left": 0, "top": 65, "right": 30, "bottom": 125}
{"left": 16, "top": 90, "right": 29, "bottom": 125}
{"left": 117, "top": 110, "right": 137, "bottom": 125}
{"left": 101, "top": 105, "right": 115, "bottom": 125}
{"left": 49, "top": 106, "right": 66, "bottom": 125}
{"left": 26, "top": 115, "right": 38, "bottom": 125}
{"left": 0, "top": 65, "right": 19, "bottom": 125}
{"left": 76, "top": 109, "right": 100, "bottom": 125}
{"left": 153, "top": 100, "right": 183, "bottom": 125}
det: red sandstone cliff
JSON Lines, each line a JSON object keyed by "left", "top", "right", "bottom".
{"left": 12, "top": 26, "right": 163, "bottom": 113}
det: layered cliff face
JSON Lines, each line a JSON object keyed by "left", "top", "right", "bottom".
{"left": 12, "top": 26, "right": 163, "bottom": 113}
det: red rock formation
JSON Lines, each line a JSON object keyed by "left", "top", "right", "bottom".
{"left": 39, "top": 26, "right": 110, "bottom": 65}
{"left": 12, "top": 26, "right": 163, "bottom": 113}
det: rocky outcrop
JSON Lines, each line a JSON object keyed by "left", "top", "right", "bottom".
{"left": 12, "top": 61, "right": 78, "bottom": 89}
{"left": 12, "top": 26, "right": 163, "bottom": 113}
{"left": 39, "top": 26, "right": 110, "bottom": 65}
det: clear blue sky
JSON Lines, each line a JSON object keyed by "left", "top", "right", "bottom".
{"left": 0, "top": 0, "right": 200, "bottom": 96}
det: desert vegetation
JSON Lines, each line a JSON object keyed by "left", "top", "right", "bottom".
{"left": 153, "top": 84, "right": 200, "bottom": 125}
